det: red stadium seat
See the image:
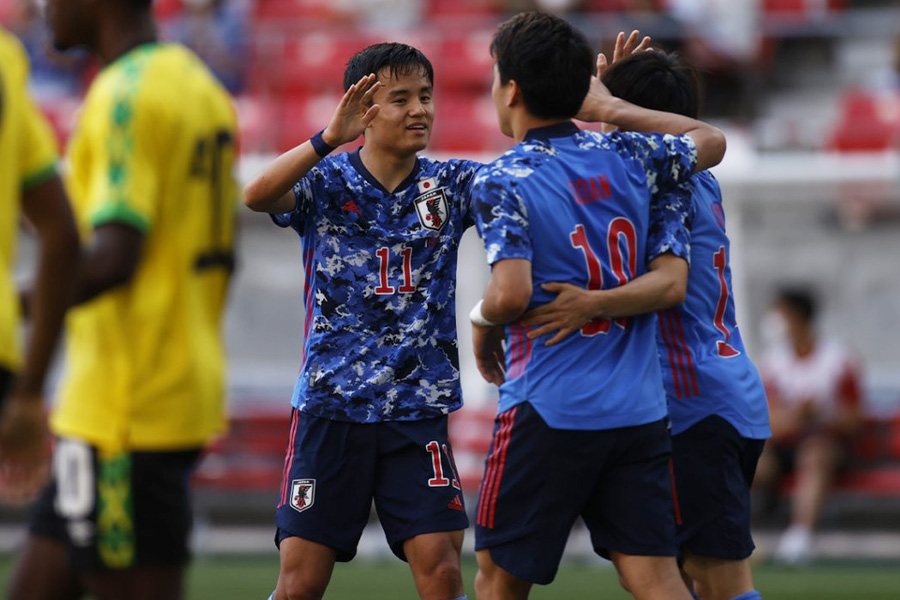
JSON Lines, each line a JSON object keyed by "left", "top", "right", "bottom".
{"left": 426, "top": 0, "right": 500, "bottom": 18}
{"left": 828, "top": 90, "right": 900, "bottom": 152}
{"left": 278, "top": 34, "right": 377, "bottom": 93}
{"left": 254, "top": 0, "right": 336, "bottom": 21}
{"left": 438, "top": 31, "right": 494, "bottom": 91}
{"left": 276, "top": 91, "right": 345, "bottom": 153}
{"left": 431, "top": 91, "right": 506, "bottom": 153}
{"left": 152, "top": 0, "right": 182, "bottom": 20}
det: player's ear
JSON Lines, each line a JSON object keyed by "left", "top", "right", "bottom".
{"left": 504, "top": 79, "right": 521, "bottom": 109}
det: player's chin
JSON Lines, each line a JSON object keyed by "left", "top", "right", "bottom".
{"left": 405, "top": 132, "right": 431, "bottom": 152}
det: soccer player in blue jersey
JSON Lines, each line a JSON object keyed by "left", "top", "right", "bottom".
{"left": 523, "top": 50, "right": 770, "bottom": 600}
{"left": 468, "top": 12, "right": 727, "bottom": 600}
{"left": 244, "top": 43, "right": 480, "bottom": 600}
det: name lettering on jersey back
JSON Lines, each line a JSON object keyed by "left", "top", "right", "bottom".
{"left": 569, "top": 175, "right": 611, "bottom": 205}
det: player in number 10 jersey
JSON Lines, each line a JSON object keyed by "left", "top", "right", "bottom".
{"left": 469, "top": 13, "right": 727, "bottom": 600}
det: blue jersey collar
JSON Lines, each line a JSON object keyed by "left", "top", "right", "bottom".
{"left": 523, "top": 121, "right": 579, "bottom": 142}
{"left": 348, "top": 149, "right": 422, "bottom": 195}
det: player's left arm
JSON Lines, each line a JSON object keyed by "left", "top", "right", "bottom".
{"left": 523, "top": 254, "right": 687, "bottom": 346}
{"left": 524, "top": 180, "right": 692, "bottom": 345}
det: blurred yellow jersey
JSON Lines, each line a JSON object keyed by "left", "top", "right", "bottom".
{"left": 52, "top": 43, "right": 238, "bottom": 451}
{"left": 0, "top": 27, "right": 59, "bottom": 372}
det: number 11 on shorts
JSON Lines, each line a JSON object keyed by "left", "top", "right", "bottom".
{"left": 425, "top": 441, "right": 460, "bottom": 489}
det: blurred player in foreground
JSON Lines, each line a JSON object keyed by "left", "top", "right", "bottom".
{"left": 469, "top": 12, "right": 726, "bottom": 600}
{"left": 244, "top": 43, "right": 478, "bottom": 600}
{"left": 6, "top": 1, "right": 238, "bottom": 599}
{"left": 524, "top": 47, "right": 771, "bottom": 600}
{"left": 755, "top": 288, "right": 862, "bottom": 566}
{"left": 0, "top": 24, "right": 79, "bottom": 503}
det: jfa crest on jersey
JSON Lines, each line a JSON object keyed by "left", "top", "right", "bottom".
{"left": 272, "top": 151, "right": 482, "bottom": 423}
{"left": 415, "top": 177, "right": 449, "bottom": 232}
{"left": 290, "top": 478, "right": 315, "bottom": 513}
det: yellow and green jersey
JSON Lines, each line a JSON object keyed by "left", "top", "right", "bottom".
{"left": 0, "top": 27, "right": 59, "bottom": 372}
{"left": 52, "top": 43, "right": 238, "bottom": 452}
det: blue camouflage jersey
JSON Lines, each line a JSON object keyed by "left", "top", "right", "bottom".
{"left": 657, "top": 171, "right": 771, "bottom": 439}
{"left": 475, "top": 122, "right": 696, "bottom": 431}
{"left": 272, "top": 149, "right": 481, "bottom": 422}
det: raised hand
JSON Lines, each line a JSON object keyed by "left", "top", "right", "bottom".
{"left": 322, "top": 73, "right": 382, "bottom": 147}
{"left": 598, "top": 30, "right": 653, "bottom": 78}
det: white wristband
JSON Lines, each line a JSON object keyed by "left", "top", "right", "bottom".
{"left": 469, "top": 299, "right": 497, "bottom": 327}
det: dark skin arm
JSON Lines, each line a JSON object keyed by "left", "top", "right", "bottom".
{"left": 70, "top": 222, "right": 143, "bottom": 306}
{"left": 0, "top": 175, "right": 79, "bottom": 502}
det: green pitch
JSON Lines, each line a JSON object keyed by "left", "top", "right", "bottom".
{"left": 1, "top": 556, "right": 898, "bottom": 599}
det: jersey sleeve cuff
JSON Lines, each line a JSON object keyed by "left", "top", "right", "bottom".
{"left": 270, "top": 212, "right": 293, "bottom": 228}
{"left": 21, "top": 162, "right": 58, "bottom": 190}
{"left": 90, "top": 203, "right": 151, "bottom": 232}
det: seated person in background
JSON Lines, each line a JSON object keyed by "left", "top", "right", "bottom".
{"left": 754, "top": 287, "right": 863, "bottom": 566}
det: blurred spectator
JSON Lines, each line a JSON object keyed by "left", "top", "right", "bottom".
{"left": 667, "top": 0, "right": 762, "bottom": 117}
{"left": 9, "top": 0, "right": 86, "bottom": 98}
{"left": 868, "top": 32, "right": 900, "bottom": 93}
{"left": 754, "top": 288, "right": 863, "bottom": 565}
{"left": 165, "top": 0, "right": 248, "bottom": 93}
{"left": 333, "top": 0, "right": 425, "bottom": 30}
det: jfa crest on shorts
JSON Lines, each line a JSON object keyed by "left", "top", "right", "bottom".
{"left": 290, "top": 478, "right": 316, "bottom": 513}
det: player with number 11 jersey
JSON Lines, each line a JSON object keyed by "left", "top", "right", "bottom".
{"left": 272, "top": 151, "right": 479, "bottom": 423}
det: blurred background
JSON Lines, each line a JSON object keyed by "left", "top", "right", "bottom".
{"left": 2, "top": 0, "right": 900, "bottom": 597}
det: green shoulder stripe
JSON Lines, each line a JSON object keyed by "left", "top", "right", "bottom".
{"left": 21, "top": 162, "right": 58, "bottom": 190}
{"left": 90, "top": 203, "right": 150, "bottom": 232}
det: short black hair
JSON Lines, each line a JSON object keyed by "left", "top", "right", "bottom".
{"left": 490, "top": 12, "right": 593, "bottom": 120}
{"left": 601, "top": 51, "right": 700, "bottom": 119}
{"left": 343, "top": 43, "right": 434, "bottom": 92}
{"left": 777, "top": 287, "right": 817, "bottom": 323}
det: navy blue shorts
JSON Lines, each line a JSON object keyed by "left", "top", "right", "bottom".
{"left": 0, "top": 366, "right": 12, "bottom": 408}
{"left": 671, "top": 415, "right": 766, "bottom": 560}
{"left": 474, "top": 402, "right": 677, "bottom": 585}
{"left": 275, "top": 409, "right": 469, "bottom": 562}
{"left": 29, "top": 438, "right": 201, "bottom": 571}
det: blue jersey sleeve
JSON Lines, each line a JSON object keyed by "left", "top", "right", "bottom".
{"left": 449, "top": 159, "right": 484, "bottom": 229}
{"left": 613, "top": 132, "right": 697, "bottom": 193}
{"left": 270, "top": 161, "right": 328, "bottom": 230}
{"left": 647, "top": 177, "right": 694, "bottom": 264}
{"left": 473, "top": 170, "right": 532, "bottom": 266}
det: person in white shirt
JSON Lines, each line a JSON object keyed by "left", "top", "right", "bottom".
{"left": 755, "top": 288, "right": 863, "bottom": 565}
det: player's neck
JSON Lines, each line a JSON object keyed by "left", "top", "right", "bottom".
{"left": 358, "top": 145, "right": 418, "bottom": 193}
{"left": 95, "top": 13, "right": 158, "bottom": 65}
{"left": 510, "top": 111, "right": 571, "bottom": 143}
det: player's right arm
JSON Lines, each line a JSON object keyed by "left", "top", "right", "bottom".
{"left": 578, "top": 53, "right": 725, "bottom": 172}
{"left": 243, "top": 74, "right": 381, "bottom": 213}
